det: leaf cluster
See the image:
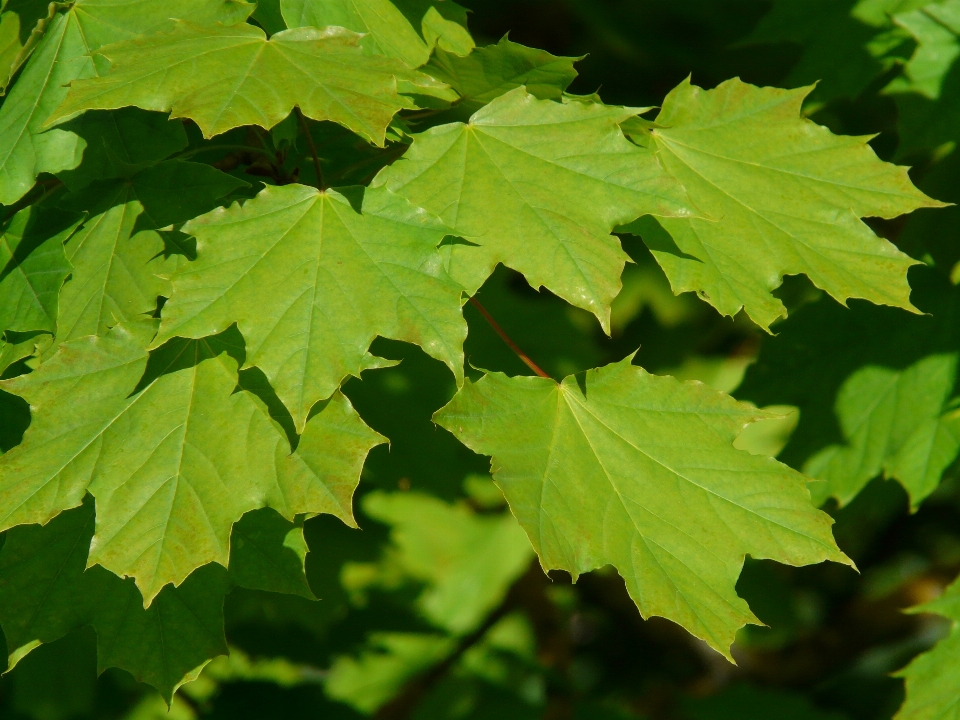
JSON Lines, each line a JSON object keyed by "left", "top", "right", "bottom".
{"left": 0, "top": 1, "right": 959, "bottom": 719}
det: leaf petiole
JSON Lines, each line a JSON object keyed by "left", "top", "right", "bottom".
{"left": 295, "top": 107, "right": 325, "bottom": 190}
{"left": 469, "top": 296, "right": 551, "bottom": 379}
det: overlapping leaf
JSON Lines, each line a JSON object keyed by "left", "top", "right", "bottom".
{"left": 357, "top": 491, "right": 533, "bottom": 634}
{"left": 895, "top": 576, "right": 960, "bottom": 720}
{"left": 56, "top": 108, "right": 190, "bottom": 191}
{"left": 624, "top": 78, "right": 940, "bottom": 330}
{"left": 738, "top": 270, "right": 960, "bottom": 509}
{"left": 48, "top": 22, "right": 451, "bottom": 145}
{"left": 53, "top": 161, "right": 246, "bottom": 347}
{"left": 328, "top": 490, "right": 533, "bottom": 713}
{"left": 0, "top": 0, "right": 253, "bottom": 205}
{"left": 436, "top": 356, "right": 850, "bottom": 656}
{"left": 327, "top": 633, "right": 454, "bottom": 713}
{"left": 373, "top": 87, "right": 695, "bottom": 330}
{"left": 885, "top": 0, "right": 960, "bottom": 159}
{"left": 0, "top": 498, "right": 319, "bottom": 701}
{"left": 425, "top": 36, "right": 580, "bottom": 120}
{"left": 745, "top": 0, "right": 922, "bottom": 104}
{"left": 0, "top": 323, "right": 383, "bottom": 602}
{"left": 153, "top": 184, "right": 467, "bottom": 431}
{"left": 0, "top": 205, "right": 82, "bottom": 336}
{"left": 0, "top": 10, "right": 21, "bottom": 89}
{"left": 282, "top": 0, "right": 449, "bottom": 68}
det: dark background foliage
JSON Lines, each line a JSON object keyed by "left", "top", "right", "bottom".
{"left": 2, "top": 2, "right": 959, "bottom": 720}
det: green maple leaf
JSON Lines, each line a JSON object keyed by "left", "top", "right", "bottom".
{"left": 884, "top": 0, "right": 960, "bottom": 160}
{"left": 228, "top": 508, "right": 315, "bottom": 600}
{"left": 435, "top": 357, "right": 850, "bottom": 656}
{"left": 0, "top": 497, "right": 319, "bottom": 701}
{"left": 738, "top": 270, "right": 960, "bottom": 509}
{"left": 623, "top": 78, "right": 941, "bottom": 330}
{"left": 48, "top": 22, "right": 451, "bottom": 146}
{"left": 327, "top": 633, "right": 454, "bottom": 714}
{"left": 153, "top": 184, "right": 467, "bottom": 431}
{"left": 358, "top": 491, "right": 533, "bottom": 634}
{"left": 280, "top": 0, "right": 474, "bottom": 68}
{"left": 0, "top": 332, "right": 50, "bottom": 376}
{"left": 0, "top": 11, "right": 20, "bottom": 89}
{"left": 56, "top": 109, "right": 190, "bottom": 191}
{"left": 886, "top": 1, "right": 960, "bottom": 101}
{"left": 281, "top": 0, "right": 434, "bottom": 68}
{"left": 0, "top": 205, "right": 83, "bottom": 336}
{"left": 373, "top": 87, "right": 695, "bottom": 331}
{"left": 413, "top": 1, "right": 474, "bottom": 58}
{"left": 53, "top": 161, "right": 246, "bottom": 346}
{"left": 745, "top": 0, "right": 921, "bottom": 104}
{"left": 0, "top": 0, "right": 60, "bottom": 94}
{"left": 0, "top": 323, "right": 383, "bottom": 602}
{"left": 424, "top": 36, "right": 580, "bottom": 120}
{"left": 894, "top": 576, "right": 960, "bottom": 720}
{"left": 0, "top": 0, "right": 253, "bottom": 206}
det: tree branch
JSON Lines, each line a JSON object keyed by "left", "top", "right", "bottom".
{"left": 374, "top": 561, "right": 543, "bottom": 720}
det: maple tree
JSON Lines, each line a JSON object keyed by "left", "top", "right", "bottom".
{"left": 1, "top": 1, "right": 960, "bottom": 719}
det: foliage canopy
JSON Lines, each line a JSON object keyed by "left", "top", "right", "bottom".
{"left": 1, "top": 1, "right": 960, "bottom": 719}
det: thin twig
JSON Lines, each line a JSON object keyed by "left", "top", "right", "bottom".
{"left": 469, "top": 296, "right": 551, "bottom": 379}
{"left": 175, "top": 144, "right": 274, "bottom": 160}
{"left": 374, "top": 599, "right": 514, "bottom": 719}
{"left": 374, "top": 561, "right": 543, "bottom": 720}
{"left": 295, "top": 107, "right": 324, "bottom": 190}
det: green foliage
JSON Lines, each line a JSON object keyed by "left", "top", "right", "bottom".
{"left": 739, "top": 269, "right": 960, "bottom": 509}
{"left": 373, "top": 88, "right": 694, "bottom": 328}
{"left": 0, "top": 0, "right": 253, "bottom": 206}
{"left": 895, "top": 577, "right": 960, "bottom": 719}
{"left": 624, "top": 78, "right": 940, "bottom": 329}
{"left": 152, "top": 184, "right": 466, "bottom": 430}
{"left": 437, "top": 357, "right": 848, "bottom": 656}
{"left": 0, "top": 1, "right": 958, "bottom": 719}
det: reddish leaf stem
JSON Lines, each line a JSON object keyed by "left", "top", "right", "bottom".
{"left": 295, "top": 107, "right": 325, "bottom": 190}
{"left": 468, "top": 296, "right": 551, "bottom": 379}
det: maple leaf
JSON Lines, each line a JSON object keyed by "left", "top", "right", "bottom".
{"left": 153, "top": 184, "right": 467, "bottom": 431}
{"left": 0, "top": 0, "right": 254, "bottom": 205}
{"left": 327, "top": 633, "right": 454, "bottom": 714}
{"left": 894, "top": 576, "right": 960, "bottom": 720}
{"left": 745, "top": 0, "right": 917, "bottom": 104}
{"left": 282, "top": 0, "right": 431, "bottom": 68}
{"left": 373, "top": 87, "right": 695, "bottom": 331}
{"left": 884, "top": 0, "right": 960, "bottom": 160}
{"left": 738, "top": 269, "right": 960, "bottom": 509}
{"left": 424, "top": 36, "right": 580, "bottom": 120}
{"left": 623, "top": 78, "right": 942, "bottom": 330}
{"left": 0, "top": 205, "right": 83, "bottom": 336}
{"left": 0, "top": 323, "right": 383, "bottom": 602}
{"left": 436, "top": 356, "right": 850, "bottom": 656}
{"left": 228, "top": 508, "right": 315, "bottom": 600}
{"left": 0, "top": 11, "right": 20, "bottom": 89}
{"left": 359, "top": 491, "right": 533, "bottom": 634}
{"left": 47, "top": 22, "right": 451, "bottom": 145}
{"left": 280, "top": 0, "right": 473, "bottom": 68}
{"left": 0, "top": 497, "right": 319, "bottom": 701}
{"left": 51, "top": 161, "right": 246, "bottom": 347}
{"left": 56, "top": 108, "right": 190, "bottom": 191}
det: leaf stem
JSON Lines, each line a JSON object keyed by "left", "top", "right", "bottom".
{"left": 175, "top": 144, "right": 274, "bottom": 160}
{"left": 295, "top": 107, "right": 325, "bottom": 190}
{"left": 468, "top": 296, "right": 551, "bottom": 379}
